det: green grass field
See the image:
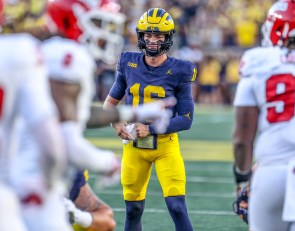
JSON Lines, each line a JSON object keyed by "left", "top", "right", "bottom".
{"left": 85, "top": 105, "right": 249, "bottom": 231}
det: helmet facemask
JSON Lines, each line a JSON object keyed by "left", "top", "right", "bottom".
{"left": 136, "top": 30, "right": 174, "bottom": 57}
{"left": 261, "top": 0, "right": 295, "bottom": 48}
{"left": 46, "top": 0, "right": 126, "bottom": 65}
{"left": 73, "top": 3, "right": 126, "bottom": 64}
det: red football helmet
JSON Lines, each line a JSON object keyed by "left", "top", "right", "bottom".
{"left": 262, "top": 0, "right": 295, "bottom": 47}
{"left": 0, "top": 0, "right": 3, "bottom": 26}
{"left": 46, "top": 0, "right": 126, "bottom": 64}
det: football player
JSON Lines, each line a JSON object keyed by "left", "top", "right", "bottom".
{"left": 103, "top": 8, "right": 196, "bottom": 231}
{"left": 0, "top": 0, "right": 68, "bottom": 230}
{"left": 233, "top": 0, "right": 295, "bottom": 230}
{"left": 10, "top": 1, "right": 174, "bottom": 231}
{"left": 64, "top": 170, "right": 117, "bottom": 231}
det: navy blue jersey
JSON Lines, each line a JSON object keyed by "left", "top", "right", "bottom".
{"left": 109, "top": 52, "right": 196, "bottom": 134}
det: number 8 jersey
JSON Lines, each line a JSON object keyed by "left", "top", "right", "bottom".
{"left": 234, "top": 46, "right": 295, "bottom": 165}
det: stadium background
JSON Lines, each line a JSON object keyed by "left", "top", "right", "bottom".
{"left": 87, "top": 0, "right": 277, "bottom": 230}
{"left": 0, "top": 0, "right": 276, "bottom": 230}
{"left": 95, "top": 0, "right": 275, "bottom": 105}
{"left": 6, "top": 0, "right": 275, "bottom": 229}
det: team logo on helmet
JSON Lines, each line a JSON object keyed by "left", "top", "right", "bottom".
{"left": 136, "top": 8, "right": 175, "bottom": 57}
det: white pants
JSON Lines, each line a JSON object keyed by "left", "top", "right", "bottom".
{"left": 0, "top": 183, "right": 28, "bottom": 231}
{"left": 10, "top": 122, "right": 73, "bottom": 231}
{"left": 21, "top": 185, "right": 73, "bottom": 231}
{"left": 249, "top": 165, "right": 293, "bottom": 231}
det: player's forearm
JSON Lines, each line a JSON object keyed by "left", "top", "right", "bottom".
{"left": 149, "top": 98, "right": 194, "bottom": 134}
{"left": 149, "top": 115, "right": 193, "bottom": 134}
{"left": 87, "top": 106, "right": 120, "bottom": 128}
{"left": 61, "top": 121, "right": 118, "bottom": 173}
{"left": 233, "top": 141, "right": 253, "bottom": 172}
{"left": 103, "top": 95, "right": 120, "bottom": 110}
{"left": 233, "top": 106, "right": 258, "bottom": 172}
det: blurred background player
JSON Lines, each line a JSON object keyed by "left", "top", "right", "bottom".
{"left": 0, "top": 0, "right": 68, "bottom": 230}
{"left": 1, "top": 0, "right": 103, "bottom": 230}
{"left": 64, "top": 170, "right": 116, "bottom": 231}
{"left": 103, "top": 8, "right": 195, "bottom": 231}
{"left": 5, "top": 0, "right": 174, "bottom": 230}
{"left": 45, "top": 2, "right": 173, "bottom": 231}
{"left": 233, "top": 0, "right": 295, "bottom": 230}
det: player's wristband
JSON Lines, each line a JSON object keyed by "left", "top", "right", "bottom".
{"left": 233, "top": 165, "right": 251, "bottom": 184}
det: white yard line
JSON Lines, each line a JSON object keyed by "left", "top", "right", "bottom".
{"left": 89, "top": 175, "right": 234, "bottom": 184}
{"left": 150, "top": 176, "right": 234, "bottom": 184}
{"left": 94, "top": 190, "right": 235, "bottom": 198}
{"left": 112, "top": 208, "right": 234, "bottom": 216}
{"left": 185, "top": 166, "right": 231, "bottom": 172}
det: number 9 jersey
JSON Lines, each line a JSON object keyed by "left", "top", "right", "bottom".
{"left": 234, "top": 46, "right": 295, "bottom": 165}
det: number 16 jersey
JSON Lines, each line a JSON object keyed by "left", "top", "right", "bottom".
{"left": 109, "top": 51, "right": 196, "bottom": 134}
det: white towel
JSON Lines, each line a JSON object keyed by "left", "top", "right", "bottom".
{"left": 122, "top": 123, "right": 136, "bottom": 144}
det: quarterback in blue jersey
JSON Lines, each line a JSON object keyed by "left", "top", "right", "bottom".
{"left": 104, "top": 8, "right": 196, "bottom": 231}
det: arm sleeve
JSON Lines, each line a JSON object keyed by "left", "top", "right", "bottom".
{"left": 108, "top": 54, "right": 126, "bottom": 100}
{"left": 233, "top": 77, "right": 257, "bottom": 106}
{"left": 149, "top": 82, "right": 194, "bottom": 134}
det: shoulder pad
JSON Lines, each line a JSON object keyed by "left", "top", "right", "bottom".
{"left": 239, "top": 47, "right": 281, "bottom": 78}
{"left": 42, "top": 37, "right": 95, "bottom": 83}
{"left": 172, "top": 58, "right": 196, "bottom": 84}
{"left": 117, "top": 52, "right": 142, "bottom": 71}
{"left": 0, "top": 34, "right": 42, "bottom": 71}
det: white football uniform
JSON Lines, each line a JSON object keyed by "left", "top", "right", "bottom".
{"left": 42, "top": 37, "right": 118, "bottom": 173}
{"left": 41, "top": 36, "right": 95, "bottom": 130}
{"left": 234, "top": 46, "right": 295, "bottom": 231}
{"left": 0, "top": 33, "right": 68, "bottom": 231}
{"left": 14, "top": 35, "right": 118, "bottom": 194}
{"left": 12, "top": 36, "right": 96, "bottom": 231}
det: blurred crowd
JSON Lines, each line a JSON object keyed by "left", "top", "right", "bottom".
{"left": 95, "top": 0, "right": 276, "bottom": 105}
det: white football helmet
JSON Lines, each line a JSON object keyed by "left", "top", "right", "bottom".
{"left": 46, "top": 0, "right": 126, "bottom": 64}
